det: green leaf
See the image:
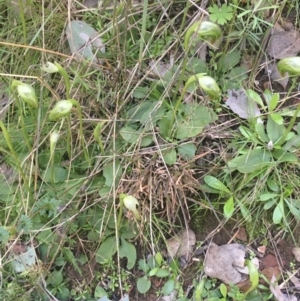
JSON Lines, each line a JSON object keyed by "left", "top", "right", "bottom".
{"left": 239, "top": 203, "right": 251, "bottom": 222}
{"left": 158, "top": 115, "right": 172, "bottom": 140}
{"left": 228, "top": 149, "right": 271, "bottom": 173}
{"left": 244, "top": 259, "right": 259, "bottom": 296}
{"left": 267, "top": 116, "right": 285, "bottom": 143}
{"left": 218, "top": 50, "right": 241, "bottom": 74}
{"left": 154, "top": 268, "right": 170, "bottom": 278}
{"left": 246, "top": 89, "right": 264, "bottom": 108}
{"left": 162, "top": 148, "right": 177, "bottom": 165}
{"left": 48, "top": 269, "right": 63, "bottom": 287}
{"left": 177, "top": 143, "right": 197, "bottom": 160}
{"left": 138, "top": 259, "right": 149, "bottom": 273}
{"left": 41, "top": 167, "right": 68, "bottom": 183}
{"left": 149, "top": 267, "right": 159, "bottom": 277}
{"left": 285, "top": 199, "right": 300, "bottom": 220}
{"left": 224, "top": 196, "right": 234, "bottom": 218}
{"left": 220, "top": 283, "right": 227, "bottom": 298}
{"left": 270, "top": 113, "right": 283, "bottom": 125}
{"left": 94, "top": 286, "right": 108, "bottom": 299}
{"left": 119, "top": 238, "right": 136, "bottom": 270}
{"left": 272, "top": 149, "right": 298, "bottom": 163}
{"left": 175, "top": 104, "right": 217, "bottom": 140}
{"left": 120, "top": 125, "right": 141, "bottom": 143}
{"left": 255, "top": 122, "right": 268, "bottom": 143}
{"left": 187, "top": 58, "right": 208, "bottom": 74}
{"left": 137, "top": 276, "right": 151, "bottom": 294}
{"left": 269, "top": 93, "right": 280, "bottom": 111}
{"left": 96, "top": 236, "right": 118, "bottom": 263}
{"left": 103, "top": 160, "right": 122, "bottom": 187}
{"left": 259, "top": 193, "right": 278, "bottom": 201}
{"left": 208, "top": 3, "right": 234, "bottom": 25}
{"left": 273, "top": 199, "right": 284, "bottom": 224}
{"left": 264, "top": 200, "right": 276, "bottom": 210}
{"left": 132, "top": 86, "right": 150, "bottom": 99}
{"left": 162, "top": 279, "right": 175, "bottom": 296}
{"left": 204, "top": 175, "right": 230, "bottom": 193}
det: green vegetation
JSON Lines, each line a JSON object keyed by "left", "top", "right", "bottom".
{"left": 0, "top": 0, "right": 300, "bottom": 300}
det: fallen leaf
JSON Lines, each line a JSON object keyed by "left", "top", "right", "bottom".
{"left": 257, "top": 245, "right": 266, "bottom": 254}
{"left": 166, "top": 229, "right": 196, "bottom": 262}
{"left": 260, "top": 266, "right": 281, "bottom": 285}
{"left": 226, "top": 89, "right": 261, "bottom": 119}
{"left": 265, "top": 62, "right": 289, "bottom": 89}
{"left": 204, "top": 243, "right": 248, "bottom": 284}
{"left": 235, "top": 227, "right": 248, "bottom": 242}
{"left": 286, "top": 271, "right": 300, "bottom": 287}
{"left": 262, "top": 254, "right": 280, "bottom": 268}
{"left": 292, "top": 247, "right": 300, "bottom": 262}
{"left": 267, "top": 28, "right": 300, "bottom": 59}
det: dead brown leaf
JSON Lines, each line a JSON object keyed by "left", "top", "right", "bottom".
{"left": 166, "top": 228, "right": 196, "bottom": 262}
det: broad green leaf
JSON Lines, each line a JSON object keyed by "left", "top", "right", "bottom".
{"left": 244, "top": 259, "right": 259, "bottom": 296}
{"left": 137, "top": 276, "right": 151, "bottom": 294}
{"left": 273, "top": 199, "right": 284, "bottom": 224}
{"left": 255, "top": 122, "right": 268, "bottom": 142}
{"left": 41, "top": 167, "right": 68, "bottom": 183}
{"left": 103, "top": 160, "right": 122, "bottom": 187}
{"left": 66, "top": 21, "right": 105, "bottom": 63}
{"left": 155, "top": 252, "right": 164, "bottom": 265}
{"left": 264, "top": 200, "right": 276, "bottom": 210}
{"left": 96, "top": 236, "right": 117, "bottom": 263}
{"left": 138, "top": 259, "right": 149, "bottom": 273}
{"left": 220, "top": 283, "right": 227, "bottom": 298}
{"left": 239, "top": 125, "right": 255, "bottom": 140}
{"left": 282, "top": 135, "right": 300, "bottom": 151}
{"left": 158, "top": 115, "right": 172, "bottom": 140}
{"left": 162, "top": 148, "right": 177, "bottom": 165}
{"left": 259, "top": 193, "right": 278, "bottom": 201}
{"left": 266, "top": 116, "right": 285, "bottom": 143}
{"left": 224, "top": 196, "right": 234, "bottom": 218}
{"left": 269, "top": 93, "right": 280, "bottom": 111}
{"left": 228, "top": 149, "right": 271, "bottom": 173}
{"left": 176, "top": 104, "right": 217, "bottom": 140}
{"left": 272, "top": 149, "right": 298, "bottom": 163}
{"left": 141, "top": 134, "right": 154, "bottom": 147}
{"left": 218, "top": 50, "right": 241, "bottom": 73}
{"left": 132, "top": 86, "right": 150, "bottom": 99}
{"left": 120, "top": 125, "right": 141, "bottom": 143}
{"left": 162, "top": 279, "right": 175, "bottom": 296}
{"left": 285, "top": 199, "right": 300, "bottom": 220}
{"left": 267, "top": 178, "right": 279, "bottom": 192}
{"left": 177, "top": 143, "right": 197, "bottom": 160}
{"left": 187, "top": 58, "right": 208, "bottom": 74}
{"left": 94, "top": 286, "right": 108, "bottom": 298}
{"left": 239, "top": 203, "right": 251, "bottom": 222}
{"left": 246, "top": 89, "right": 264, "bottom": 108}
{"left": 149, "top": 267, "right": 159, "bottom": 277}
{"left": 204, "top": 175, "right": 230, "bottom": 193}
{"left": 154, "top": 268, "right": 170, "bottom": 278}
{"left": 48, "top": 269, "right": 63, "bottom": 287}
{"left": 270, "top": 113, "right": 283, "bottom": 125}
{"left": 119, "top": 238, "right": 136, "bottom": 270}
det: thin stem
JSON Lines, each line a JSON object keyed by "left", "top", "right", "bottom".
{"left": 277, "top": 77, "right": 298, "bottom": 146}
{"left": 117, "top": 194, "right": 125, "bottom": 233}
{"left": 57, "top": 66, "right": 71, "bottom": 99}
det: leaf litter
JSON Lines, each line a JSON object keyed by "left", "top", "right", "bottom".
{"left": 204, "top": 242, "right": 259, "bottom": 284}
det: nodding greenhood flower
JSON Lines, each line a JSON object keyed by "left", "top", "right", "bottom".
{"left": 49, "top": 100, "right": 73, "bottom": 121}
{"left": 278, "top": 57, "right": 300, "bottom": 77}
{"left": 120, "top": 194, "right": 140, "bottom": 220}
{"left": 184, "top": 21, "right": 222, "bottom": 50}
{"left": 12, "top": 80, "right": 38, "bottom": 108}
{"left": 41, "top": 62, "right": 60, "bottom": 73}
{"left": 185, "top": 73, "right": 221, "bottom": 100}
{"left": 50, "top": 131, "right": 60, "bottom": 155}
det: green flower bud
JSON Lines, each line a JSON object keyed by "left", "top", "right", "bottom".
{"left": 278, "top": 57, "right": 300, "bottom": 77}
{"left": 197, "top": 75, "right": 221, "bottom": 99}
{"left": 50, "top": 131, "right": 60, "bottom": 155}
{"left": 41, "top": 62, "right": 60, "bottom": 73}
{"left": 12, "top": 80, "right": 38, "bottom": 108}
{"left": 184, "top": 21, "right": 222, "bottom": 50}
{"left": 121, "top": 194, "right": 140, "bottom": 220}
{"left": 49, "top": 100, "right": 73, "bottom": 121}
